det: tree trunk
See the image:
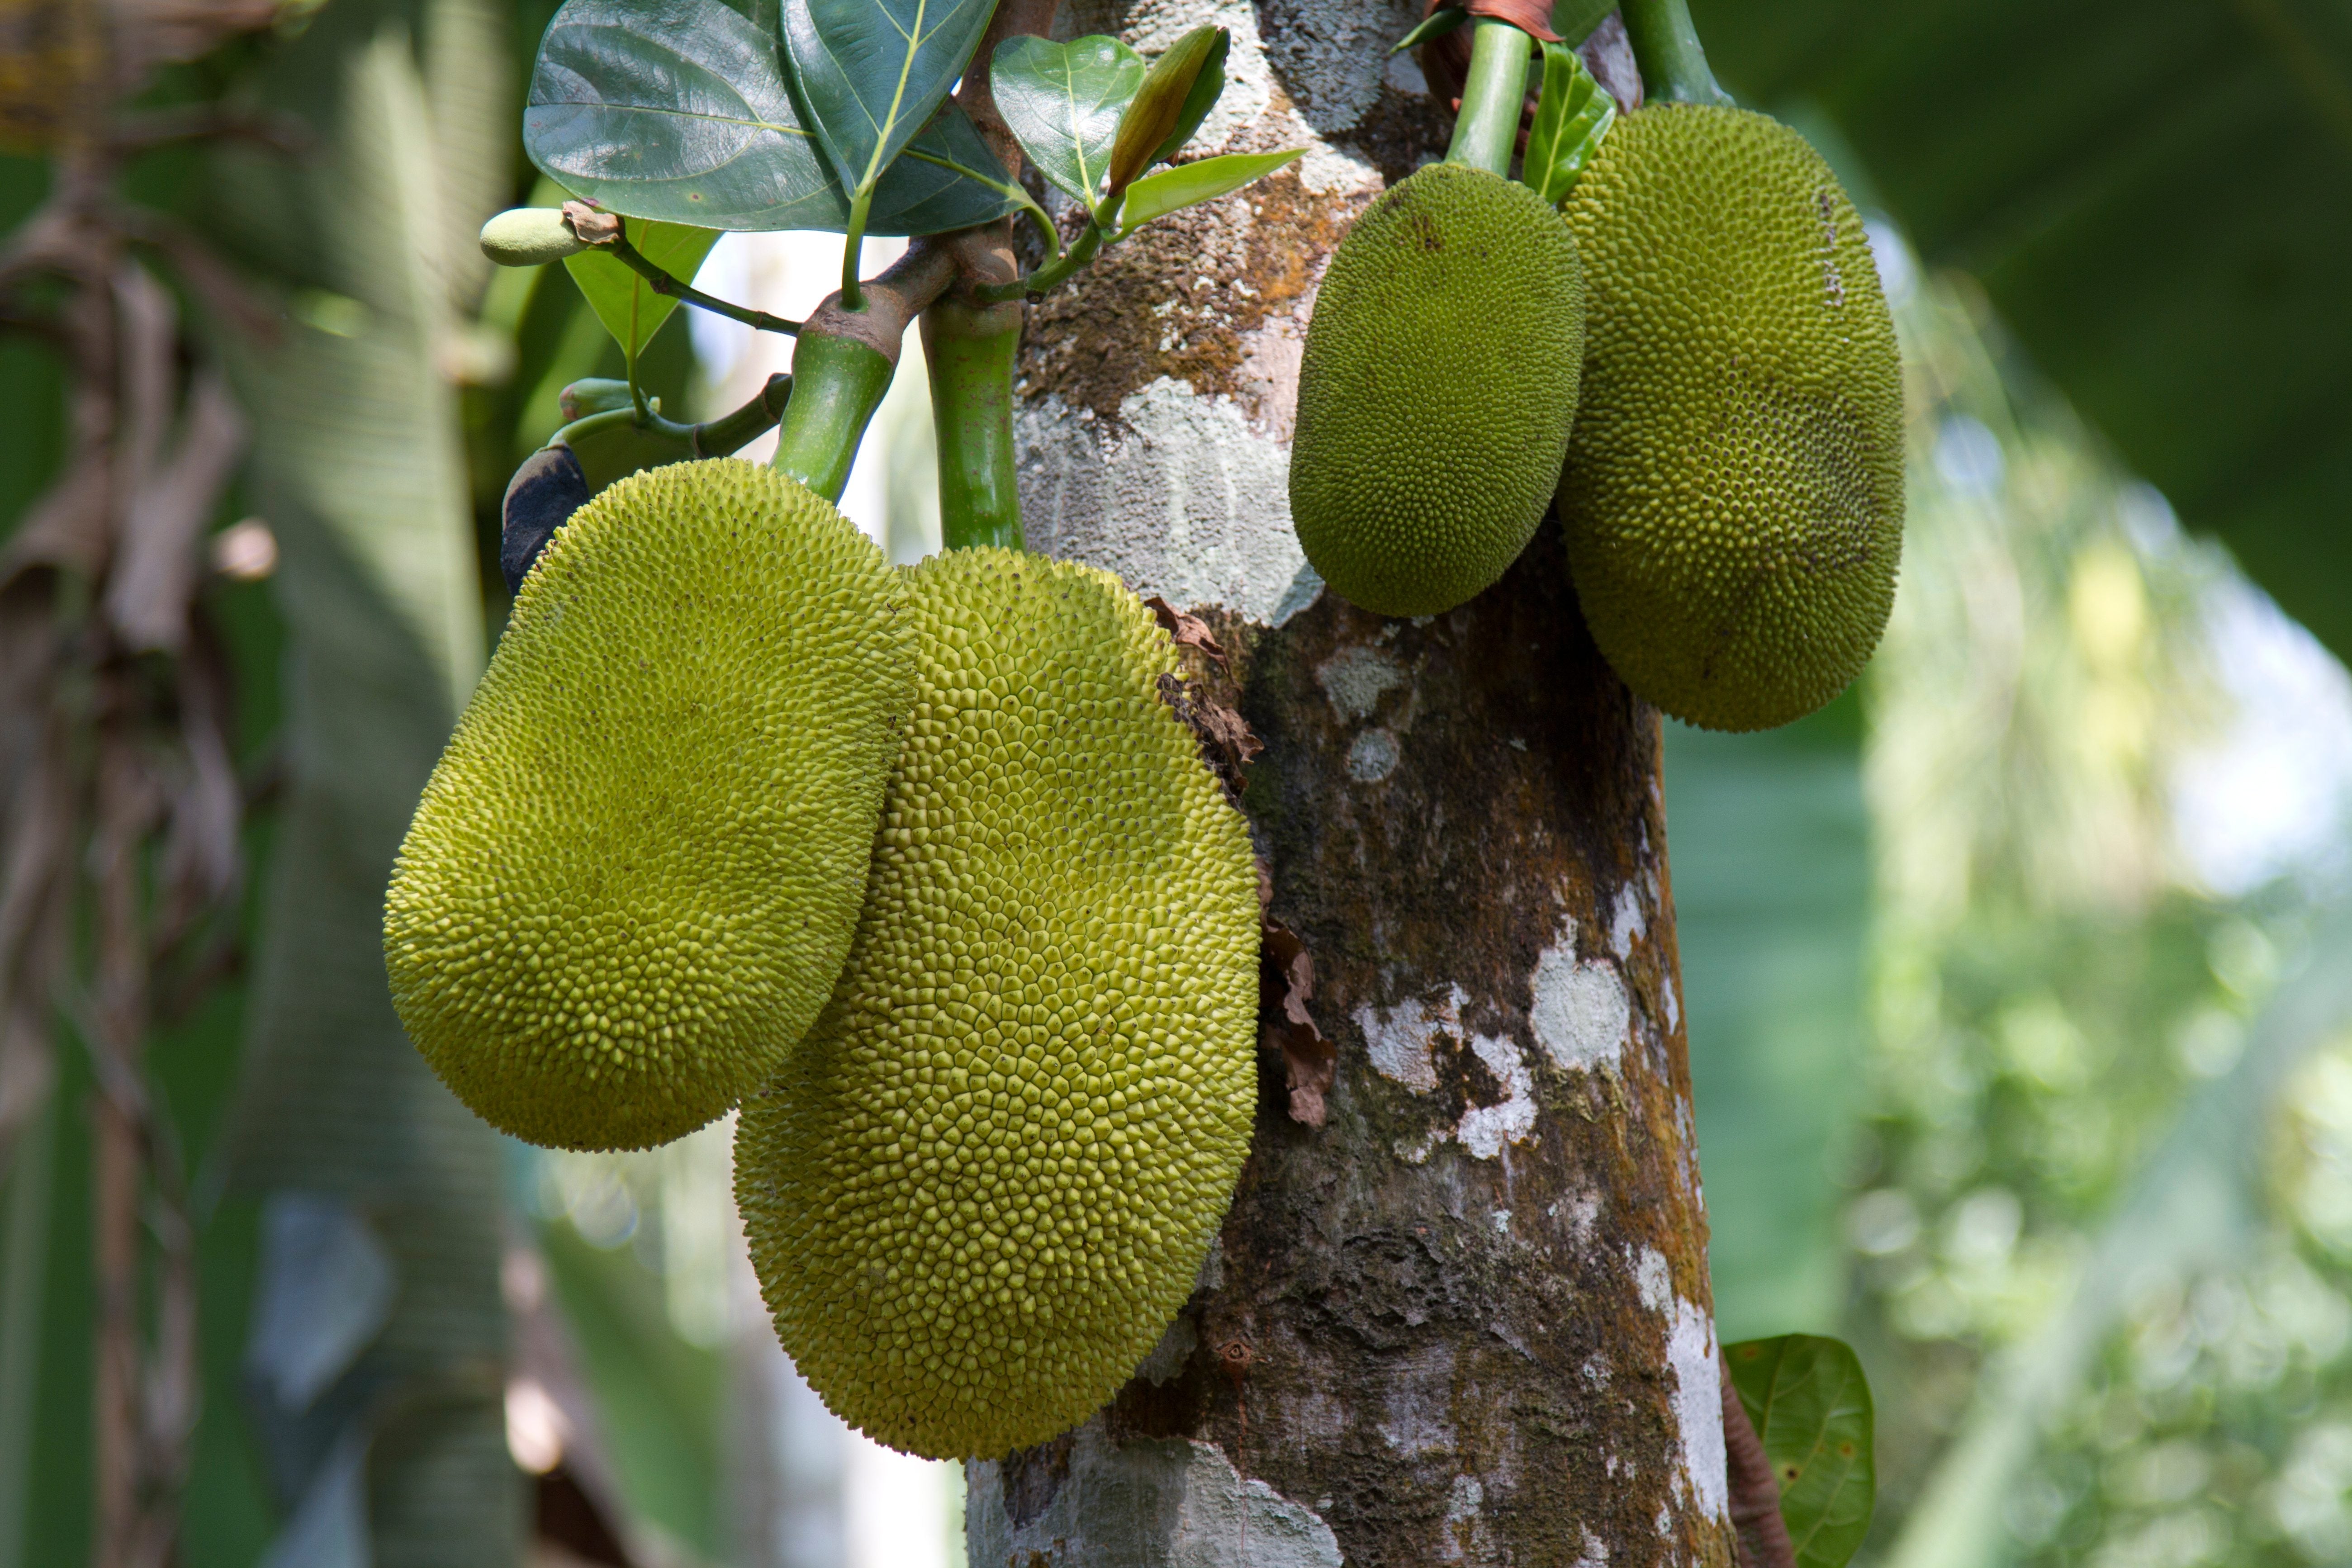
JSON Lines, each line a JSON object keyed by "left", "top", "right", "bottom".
{"left": 967, "top": 6, "right": 1734, "bottom": 1563}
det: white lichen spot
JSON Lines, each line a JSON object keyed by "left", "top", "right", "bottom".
{"left": 1346, "top": 728, "right": 1401, "bottom": 783}
{"left": 1440, "top": 1474, "right": 1493, "bottom": 1563}
{"left": 1489, "top": 1209, "right": 1511, "bottom": 1236}
{"left": 1609, "top": 883, "right": 1645, "bottom": 960}
{"left": 1018, "top": 380, "right": 1321, "bottom": 626}
{"left": 1316, "top": 644, "right": 1405, "bottom": 720}
{"left": 1453, "top": 1033, "right": 1537, "bottom": 1159}
{"left": 1574, "top": 1526, "right": 1611, "bottom": 1568}
{"left": 1354, "top": 985, "right": 1464, "bottom": 1094}
{"left": 1636, "top": 1246, "right": 1730, "bottom": 1526}
{"left": 1582, "top": 1354, "right": 1610, "bottom": 1388}
{"left": 1529, "top": 929, "right": 1630, "bottom": 1074}
{"left": 1664, "top": 972, "right": 1681, "bottom": 1036}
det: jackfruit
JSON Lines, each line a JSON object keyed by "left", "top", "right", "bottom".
{"left": 385, "top": 460, "right": 913, "bottom": 1151}
{"left": 1290, "top": 161, "right": 1585, "bottom": 617}
{"left": 736, "top": 549, "right": 1259, "bottom": 1459}
{"left": 1555, "top": 104, "right": 1903, "bottom": 732}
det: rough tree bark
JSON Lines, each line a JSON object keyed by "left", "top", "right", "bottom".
{"left": 963, "top": 2, "right": 1735, "bottom": 1563}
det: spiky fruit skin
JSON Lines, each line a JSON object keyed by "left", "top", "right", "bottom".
{"left": 1556, "top": 104, "right": 1904, "bottom": 733}
{"left": 384, "top": 460, "right": 912, "bottom": 1151}
{"left": 1290, "top": 162, "right": 1585, "bottom": 617}
{"left": 736, "top": 550, "right": 1259, "bottom": 1460}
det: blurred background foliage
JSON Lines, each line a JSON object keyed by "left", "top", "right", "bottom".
{"left": 2, "top": 0, "right": 2351, "bottom": 1565}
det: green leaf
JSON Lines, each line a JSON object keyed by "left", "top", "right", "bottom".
{"left": 1391, "top": 6, "right": 1465, "bottom": 55}
{"left": 563, "top": 219, "right": 720, "bottom": 371}
{"left": 1147, "top": 25, "right": 1227, "bottom": 166}
{"left": 1105, "top": 25, "right": 1226, "bottom": 200}
{"left": 1725, "top": 1335, "right": 1875, "bottom": 1568}
{"left": 779, "top": 0, "right": 997, "bottom": 199}
{"left": 1524, "top": 38, "right": 1615, "bottom": 205}
{"left": 526, "top": 0, "right": 1015, "bottom": 235}
{"left": 1111, "top": 148, "right": 1304, "bottom": 234}
{"left": 991, "top": 34, "right": 1144, "bottom": 207}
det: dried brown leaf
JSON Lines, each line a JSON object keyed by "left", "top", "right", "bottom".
{"left": 1259, "top": 918, "right": 1333, "bottom": 1127}
{"left": 1144, "top": 594, "right": 1231, "bottom": 671}
{"left": 1155, "top": 672, "right": 1262, "bottom": 803}
{"left": 109, "top": 370, "right": 247, "bottom": 654}
{"left": 561, "top": 200, "right": 621, "bottom": 246}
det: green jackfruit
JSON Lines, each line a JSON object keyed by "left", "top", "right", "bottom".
{"left": 736, "top": 549, "right": 1259, "bottom": 1459}
{"left": 1556, "top": 105, "right": 1903, "bottom": 732}
{"left": 385, "top": 460, "right": 912, "bottom": 1151}
{"left": 1290, "top": 161, "right": 1585, "bottom": 617}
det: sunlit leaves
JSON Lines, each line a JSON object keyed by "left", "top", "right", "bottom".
{"left": 992, "top": 34, "right": 1143, "bottom": 207}
{"left": 780, "top": 0, "right": 995, "bottom": 197}
{"left": 563, "top": 219, "right": 719, "bottom": 371}
{"left": 1111, "top": 148, "right": 1303, "bottom": 234}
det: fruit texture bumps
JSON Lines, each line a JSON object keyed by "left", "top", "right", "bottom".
{"left": 1557, "top": 104, "right": 1903, "bottom": 732}
{"left": 1290, "top": 161, "right": 1585, "bottom": 617}
{"left": 384, "top": 460, "right": 912, "bottom": 1151}
{"left": 736, "top": 550, "right": 1260, "bottom": 1459}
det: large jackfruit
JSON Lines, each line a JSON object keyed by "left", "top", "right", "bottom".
{"left": 1556, "top": 104, "right": 1903, "bottom": 732}
{"left": 736, "top": 550, "right": 1259, "bottom": 1459}
{"left": 1290, "top": 162, "right": 1585, "bottom": 617}
{"left": 385, "top": 460, "right": 912, "bottom": 1151}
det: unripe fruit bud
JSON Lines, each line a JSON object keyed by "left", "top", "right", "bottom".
{"left": 479, "top": 208, "right": 586, "bottom": 266}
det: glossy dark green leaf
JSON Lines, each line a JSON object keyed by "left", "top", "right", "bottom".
{"left": 992, "top": 34, "right": 1144, "bottom": 206}
{"left": 563, "top": 219, "right": 719, "bottom": 371}
{"left": 1391, "top": 6, "right": 1465, "bottom": 55}
{"left": 1111, "top": 148, "right": 1303, "bottom": 233}
{"left": 1692, "top": 0, "right": 2352, "bottom": 665}
{"left": 1147, "top": 26, "right": 1228, "bottom": 166}
{"left": 779, "top": 0, "right": 996, "bottom": 200}
{"left": 1105, "top": 25, "right": 1224, "bottom": 199}
{"left": 526, "top": 0, "right": 1016, "bottom": 234}
{"left": 527, "top": 0, "right": 842, "bottom": 229}
{"left": 1726, "top": 1335, "right": 1875, "bottom": 1568}
{"left": 1524, "top": 38, "right": 1615, "bottom": 205}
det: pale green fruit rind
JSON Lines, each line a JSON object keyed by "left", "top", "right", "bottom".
{"left": 385, "top": 459, "right": 913, "bottom": 1151}
{"left": 736, "top": 549, "right": 1260, "bottom": 1459}
{"left": 480, "top": 206, "right": 587, "bottom": 265}
{"left": 1290, "top": 161, "right": 1585, "bottom": 617}
{"left": 1556, "top": 104, "right": 1904, "bottom": 732}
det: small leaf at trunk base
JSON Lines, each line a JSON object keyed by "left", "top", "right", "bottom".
{"left": 993, "top": 34, "right": 1144, "bottom": 206}
{"left": 562, "top": 217, "right": 719, "bottom": 370}
{"left": 1111, "top": 148, "right": 1303, "bottom": 234}
{"left": 1724, "top": 1335, "right": 1875, "bottom": 1568}
{"left": 1524, "top": 38, "right": 1615, "bottom": 205}
{"left": 1105, "top": 25, "right": 1226, "bottom": 201}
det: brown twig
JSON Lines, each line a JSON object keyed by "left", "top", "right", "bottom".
{"left": 1721, "top": 1349, "right": 1796, "bottom": 1568}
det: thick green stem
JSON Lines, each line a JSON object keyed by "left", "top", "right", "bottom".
{"left": 770, "top": 332, "right": 895, "bottom": 501}
{"left": 1446, "top": 20, "right": 1531, "bottom": 176}
{"left": 604, "top": 232, "right": 801, "bottom": 336}
{"left": 1620, "top": 0, "right": 1731, "bottom": 105}
{"left": 694, "top": 373, "right": 792, "bottom": 457}
{"left": 921, "top": 299, "right": 1024, "bottom": 550}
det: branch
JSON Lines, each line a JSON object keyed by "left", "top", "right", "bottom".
{"left": 1720, "top": 1350, "right": 1796, "bottom": 1568}
{"left": 561, "top": 202, "right": 801, "bottom": 336}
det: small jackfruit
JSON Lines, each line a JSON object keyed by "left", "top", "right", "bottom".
{"left": 385, "top": 460, "right": 913, "bottom": 1151}
{"left": 736, "top": 549, "right": 1259, "bottom": 1460}
{"left": 1556, "top": 105, "right": 1903, "bottom": 732}
{"left": 1290, "top": 162, "right": 1585, "bottom": 617}
{"left": 480, "top": 207, "right": 587, "bottom": 266}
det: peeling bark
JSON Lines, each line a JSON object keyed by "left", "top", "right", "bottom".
{"left": 974, "top": 5, "right": 1733, "bottom": 1561}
